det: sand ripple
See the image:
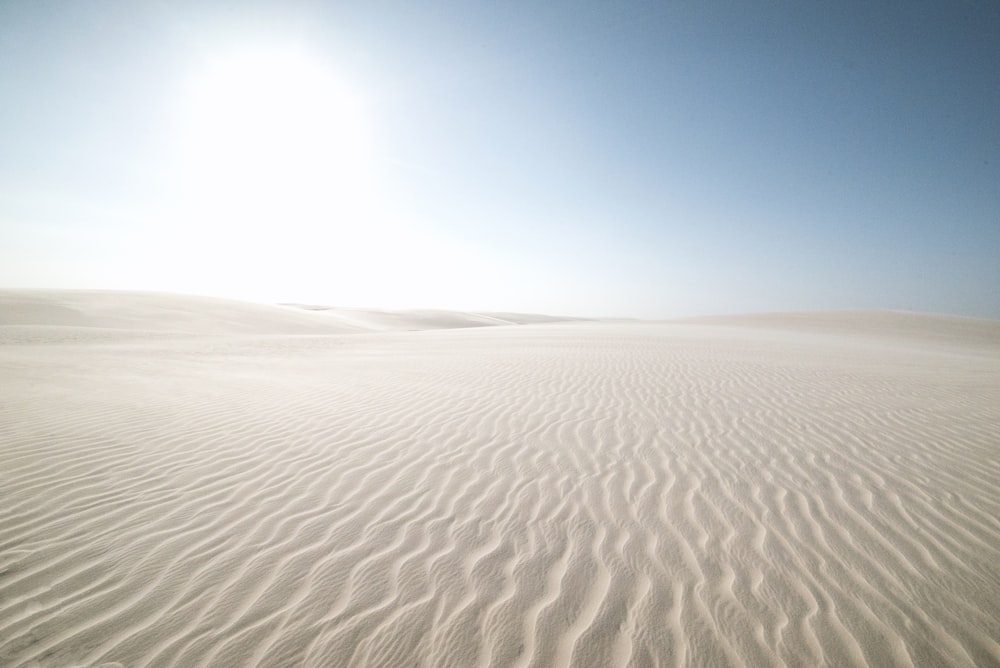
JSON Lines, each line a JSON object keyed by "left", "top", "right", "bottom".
{"left": 2, "top": 321, "right": 999, "bottom": 667}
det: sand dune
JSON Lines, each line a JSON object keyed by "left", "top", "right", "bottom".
{"left": 0, "top": 290, "right": 579, "bottom": 339}
{"left": 678, "top": 310, "right": 1000, "bottom": 350}
{"left": 2, "top": 292, "right": 999, "bottom": 667}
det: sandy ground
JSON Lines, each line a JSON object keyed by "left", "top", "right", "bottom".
{"left": 2, "top": 291, "right": 999, "bottom": 667}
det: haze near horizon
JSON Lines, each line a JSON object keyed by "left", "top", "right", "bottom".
{"left": 1, "top": 1, "right": 998, "bottom": 318}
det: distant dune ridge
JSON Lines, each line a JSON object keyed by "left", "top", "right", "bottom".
{"left": 2, "top": 290, "right": 999, "bottom": 667}
{"left": 0, "top": 289, "right": 582, "bottom": 338}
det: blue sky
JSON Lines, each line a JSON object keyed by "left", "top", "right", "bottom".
{"left": 1, "top": 1, "right": 998, "bottom": 317}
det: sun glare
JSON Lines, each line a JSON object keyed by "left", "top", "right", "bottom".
{"left": 169, "top": 43, "right": 471, "bottom": 306}
{"left": 168, "top": 44, "right": 423, "bottom": 303}
{"left": 178, "top": 46, "right": 372, "bottom": 223}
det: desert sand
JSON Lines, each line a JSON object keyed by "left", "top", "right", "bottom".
{"left": 2, "top": 290, "right": 999, "bottom": 667}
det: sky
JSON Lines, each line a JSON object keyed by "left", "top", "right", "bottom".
{"left": 1, "top": 0, "right": 998, "bottom": 318}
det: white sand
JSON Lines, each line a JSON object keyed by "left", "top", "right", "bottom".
{"left": 0, "top": 290, "right": 581, "bottom": 339}
{"left": 2, "top": 291, "right": 999, "bottom": 667}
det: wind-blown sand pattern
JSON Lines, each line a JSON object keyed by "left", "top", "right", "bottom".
{"left": 2, "top": 292, "right": 999, "bottom": 667}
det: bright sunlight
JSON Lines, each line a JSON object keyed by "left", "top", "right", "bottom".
{"left": 164, "top": 43, "right": 393, "bottom": 302}
{"left": 178, "top": 45, "right": 372, "bottom": 223}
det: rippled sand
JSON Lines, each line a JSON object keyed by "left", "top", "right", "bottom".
{"left": 2, "top": 292, "right": 999, "bottom": 667}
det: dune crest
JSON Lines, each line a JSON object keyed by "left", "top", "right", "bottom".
{"left": 677, "top": 310, "right": 1000, "bottom": 350}
{"left": 0, "top": 289, "right": 582, "bottom": 338}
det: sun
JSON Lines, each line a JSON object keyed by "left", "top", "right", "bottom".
{"left": 177, "top": 45, "right": 372, "bottom": 222}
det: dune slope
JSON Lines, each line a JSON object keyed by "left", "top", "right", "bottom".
{"left": 1, "top": 308, "right": 999, "bottom": 667}
{"left": 0, "top": 289, "right": 579, "bottom": 338}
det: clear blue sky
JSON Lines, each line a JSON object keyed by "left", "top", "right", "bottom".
{"left": 2, "top": 1, "right": 998, "bottom": 317}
